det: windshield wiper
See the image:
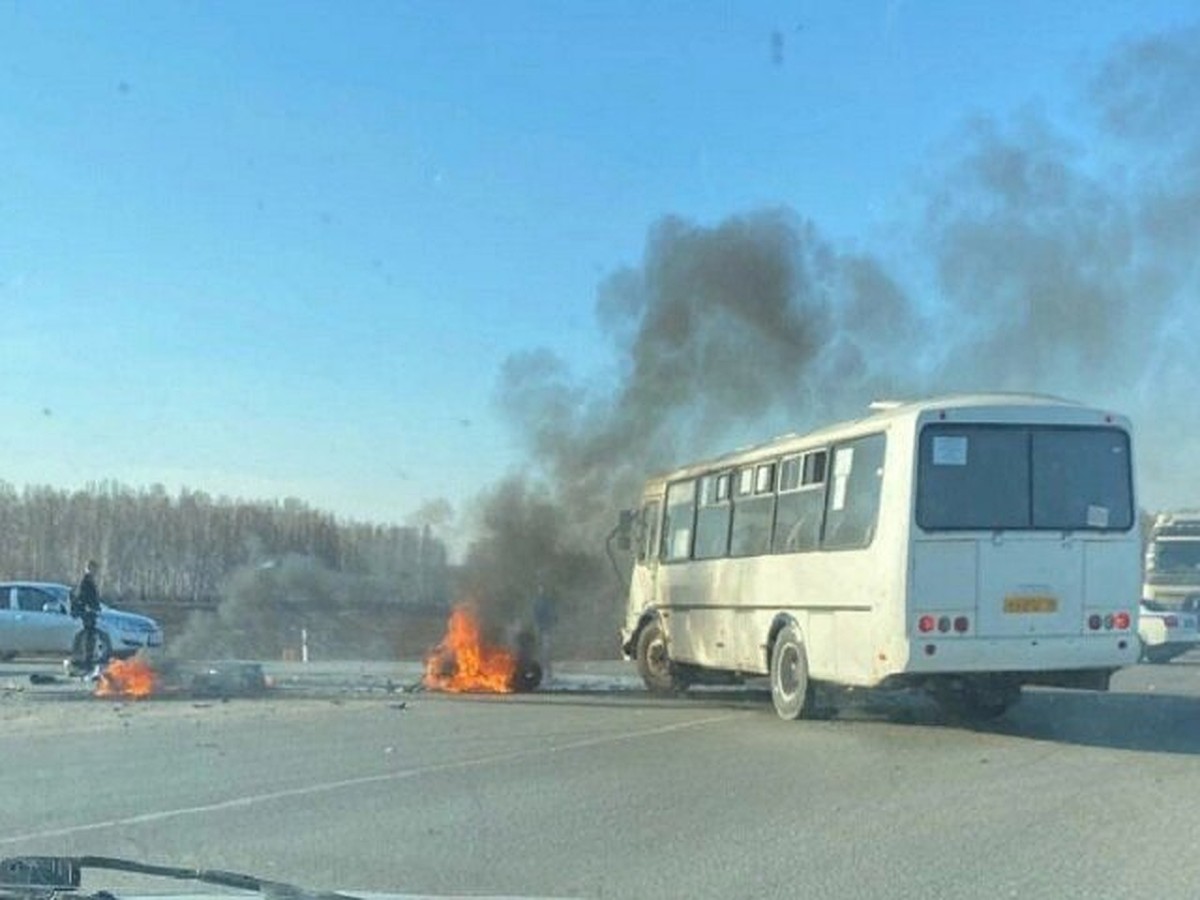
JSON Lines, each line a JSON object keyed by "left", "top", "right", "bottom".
{"left": 0, "top": 856, "right": 362, "bottom": 900}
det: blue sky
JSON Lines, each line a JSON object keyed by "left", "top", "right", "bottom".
{"left": 1, "top": 1, "right": 1196, "bottom": 524}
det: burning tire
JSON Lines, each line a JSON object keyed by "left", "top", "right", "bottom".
{"left": 509, "top": 660, "right": 543, "bottom": 692}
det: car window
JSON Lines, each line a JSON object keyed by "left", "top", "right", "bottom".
{"left": 15, "top": 588, "right": 51, "bottom": 612}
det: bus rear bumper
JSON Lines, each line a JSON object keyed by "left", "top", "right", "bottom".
{"left": 881, "top": 667, "right": 1115, "bottom": 694}
{"left": 889, "top": 635, "right": 1136, "bottom": 688}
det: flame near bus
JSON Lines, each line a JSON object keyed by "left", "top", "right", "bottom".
{"left": 95, "top": 655, "right": 159, "bottom": 700}
{"left": 423, "top": 605, "right": 519, "bottom": 693}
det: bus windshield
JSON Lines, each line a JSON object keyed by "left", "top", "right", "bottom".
{"left": 916, "top": 425, "right": 1133, "bottom": 532}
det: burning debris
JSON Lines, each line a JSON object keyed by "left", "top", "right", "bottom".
{"left": 89, "top": 657, "right": 269, "bottom": 701}
{"left": 95, "top": 655, "right": 159, "bottom": 700}
{"left": 423, "top": 604, "right": 542, "bottom": 693}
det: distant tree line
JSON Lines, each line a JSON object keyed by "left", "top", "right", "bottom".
{"left": 0, "top": 481, "right": 449, "bottom": 607}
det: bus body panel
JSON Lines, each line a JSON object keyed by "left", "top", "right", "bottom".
{"left": 653, "top": 459, "right": 906, "bottom": 683}
{"left": 976, "top": 535, "right": 1086, "bottom": 638}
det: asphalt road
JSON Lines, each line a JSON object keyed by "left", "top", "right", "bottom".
{"left": 1, "top": 658, "right": 1200, "bottom": 899}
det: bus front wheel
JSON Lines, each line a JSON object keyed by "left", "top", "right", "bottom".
{"left": 770, "top": 625, "right": 813, "bottom": 720}
{"left": 636, "top": 621, "right": 687, "bottom": 695}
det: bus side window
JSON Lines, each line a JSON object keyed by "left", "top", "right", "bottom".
{"left": 663, "top": 480, "right": 697, "bottom": 562}
{"left": 731, "top": 463, "right": 775, "bottom": 557}
{"left": 822, "top": 435, "right": 886, "bottom": 550}
{"left": 638, "top": 500, "right": 661, "bottom": 564}
{"left": 773, "top": 450, "right": 827, "bottom": 554}
{"left": 694, "top": 473, "right": 732, "bottom": 560}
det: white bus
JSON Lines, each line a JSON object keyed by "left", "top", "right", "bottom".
{"left": 619, "top": 394, "right": 1141, "bottom": 719}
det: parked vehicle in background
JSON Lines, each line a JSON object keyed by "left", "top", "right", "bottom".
{"left": 1138, "top": 512, "right": 1200, "bottom": 663}
{"left": 1137, "top": 597, "right": 1200, "bottom": 663}
{"left": 0, "top": 581, "right": 163, "bottom": 663}
{"left": 1144, "top": 511, "right": 1200, "bottom": 604}
{"left": 621, "top": 394, "right": 1141, "bottom": 721}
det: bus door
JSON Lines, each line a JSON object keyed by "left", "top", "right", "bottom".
{"left": 630, "top": 499, "right": 662, "bottom": 611}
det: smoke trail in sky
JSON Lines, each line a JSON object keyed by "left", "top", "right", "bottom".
{"left": 456, "top": 23, "right": 1200, "bottom": 653}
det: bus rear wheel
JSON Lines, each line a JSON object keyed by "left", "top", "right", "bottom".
{"left": 770, "top": 625, "right": 814, "bottom": 720}
{"left": 636, "top": 621, "right": 688, "bottom": 695}
{"left": 932, "top": 680, "right": 1020, "bottom": 722}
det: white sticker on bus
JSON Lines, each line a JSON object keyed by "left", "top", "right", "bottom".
{"left": 831, "top": 476, "right": 848, "bottom": 511}
{"left": 932, "top": 435, "right": 968, "bottom": 466}
{"left": 830, "top": 447, "right": 854, "bottom": 511}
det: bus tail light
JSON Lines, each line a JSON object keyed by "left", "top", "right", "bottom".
{"left": 1165, "top": 614, "right": 1179, "bottom": 628}
{"left": 1087, "top": 611, "right": 1133, "bottom": 631}
{"left": 916, "top": 613, "right": 971, "bottom": 636}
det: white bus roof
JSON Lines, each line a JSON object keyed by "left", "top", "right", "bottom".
{"left": 644, "top": 392, "right": 1124, "bottom": 488}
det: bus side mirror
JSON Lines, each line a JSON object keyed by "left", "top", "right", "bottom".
{"left": 614, "top": 509, "right": 635, "bottom": 551}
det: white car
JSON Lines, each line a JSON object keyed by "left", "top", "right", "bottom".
{"left": 0, "top": 581, "right": 163, "bottom": 663}
{"left": 1138, "top": 598, "right": 1200, "bottom": 664}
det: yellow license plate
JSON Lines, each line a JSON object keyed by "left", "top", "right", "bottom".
{"left": 1004, "top": 595, "right": 1058, "bottom": 614}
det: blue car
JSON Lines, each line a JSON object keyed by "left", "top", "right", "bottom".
{"left": 0, "top": 581, "right": 163, "bottom": 663}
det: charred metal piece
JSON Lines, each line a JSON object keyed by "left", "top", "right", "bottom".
{"left": 187, "top": 662, "right": 267, "bottom": 698}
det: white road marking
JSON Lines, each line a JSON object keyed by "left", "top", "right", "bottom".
{"left": 0, "top": 712, "right": 738, "bottom": 846}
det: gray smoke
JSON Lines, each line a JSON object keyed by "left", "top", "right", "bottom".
{"left": 920, "top": 26, "right": 1200, "bottom": 498}
{"left": 456, "top": 24, "right": 1200, "bottom": 656}
{"left": 172, "top": 555, "right": 397, "bottom": 660}
{"left": 498, "top": 212, "right": 918, "bottom": 542}
{"left": 463, "top": 213, "right": 918, "bottom": 653}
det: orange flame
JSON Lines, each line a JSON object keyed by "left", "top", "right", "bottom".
{"left": 95, "top": 655, "right": 159, "bottom": 700}
{"left": 424, "top": 605, "right": 517, "bottom": 693}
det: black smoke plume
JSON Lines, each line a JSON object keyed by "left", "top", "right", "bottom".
{"left": 456, "top": 24, "right": 1200, "bottom": 657}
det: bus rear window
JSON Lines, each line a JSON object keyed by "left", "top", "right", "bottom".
{"left": 916, "top": 425, "right": 1132, "bottom": 531}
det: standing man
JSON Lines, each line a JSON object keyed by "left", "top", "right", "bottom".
{"left": 75, "top": 559, "right": 103, "bottom": 676}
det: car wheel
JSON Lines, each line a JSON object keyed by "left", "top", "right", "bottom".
{"left": 636, "top": 620, "right": 688, "bottom": 695}
{"left": 1145, "top": 646, "right": 1182, "bottom": 664}
{"left": 770, "top": 624, "right": 814, "bottom": 720}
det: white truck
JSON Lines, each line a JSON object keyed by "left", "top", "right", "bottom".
{"left": 1140, "top": 511, "right": 1200, "bottom": 662}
